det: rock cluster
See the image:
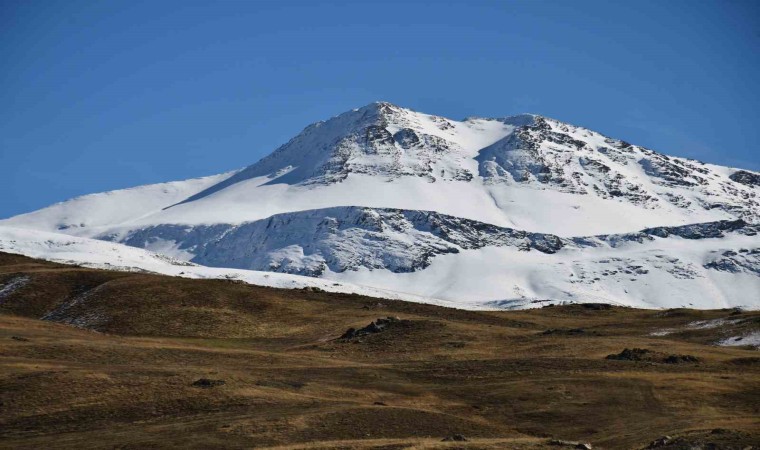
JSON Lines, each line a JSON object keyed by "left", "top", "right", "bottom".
{"left": 340, "top": 317, "right": 401, "bottom": 340}
{"left": 606, "top": 348, "right": 652, "bottom": 361}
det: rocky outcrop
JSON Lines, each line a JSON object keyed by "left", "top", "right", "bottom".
{"left": 704, "top": 248, "right": 760, "bottom": 275}
{"left": 475, "top": 114, "right": 758, "bottom": 221}
{"left": 729, "top": 170, "right": 760, "bottom": 187}
{"left": 109, "top": 206, "right": 758, "bottom": 280}
{"left": 340, "top": 316, "right": 402, "bottom": 340}
{"left": 581, "top": 219, "right": 759, "bottom": 248}
{"left": 111, "top": 206, "right": 568, "bottom": 276}
{"left": 606, "top": 348, "right": 652, "bottom": 361}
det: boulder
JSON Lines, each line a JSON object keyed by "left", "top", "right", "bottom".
{"left": 339, "top": 317, "right": 402, "bottom": 340}
{"left": 192, "top": 378, "right": 225, "bottom": 388}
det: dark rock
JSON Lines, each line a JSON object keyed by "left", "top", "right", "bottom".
{"left": 442, "top": 434, "right": 468, "bottom": 442}
{"left": 373, "top": 401, "right": 387, "bottom": 406}
{"left": 606, "top": 348, "right": 651, "bottom": 361}
{"left": 648, "top": 436, "right": 672, "bottom": 448}
{"left": 393, "top": 128, "right": 420, "bottom": 149}
{"left": 10, "top": 336, "right": 29, "bottom": 342}
{"left": 664, "top": 354, "right": 700, "bottom": 364}
{"left": 704, "top": 249, "right": 760, "bottom": 275}
{"left": 364, "top": 125, "right": 395, "bottom": 148}
{"left": 588, "top": 219, "right": 756, "bottom": 249}
{"left": 192, "top": 378, "right": 225, "bottom": 388}
{"left": 729, "top": 170, "right": 760, "bottom": 187}
{"left": 581, "top": 303, "right": 613, "bottom": 310}
{"left": 340, "top": 327, "right": 358, "bottom": 339}
{"left": 641, "top": 157, "right": 698, "bottom": 187}
{"left": 339, "top": 317, "right": 402, "bottom": 340}
{"left": 542, "top": 328, "right": 586, "bottom": 336}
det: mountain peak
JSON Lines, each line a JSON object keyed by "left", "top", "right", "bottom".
{"left": 357, "top": 100, "right": 397, "bottom": 109}
{"left": 349, "top": 101, "right": 404, "bottom": 117}
{"left": 164, "top": 102, "right": 758, "bottom": 224}
{"left": 4, "top": 102, "right": 759, "bottom": 311}
{"left": 348, "top": 101, "right": 419, "bottom": 128}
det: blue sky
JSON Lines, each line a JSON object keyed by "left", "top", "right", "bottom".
{"left": 1, "top": 0, "right": 759, "bottom": 218}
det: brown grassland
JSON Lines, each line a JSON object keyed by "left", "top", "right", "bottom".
{"left": 0, "top": 252, "right": 758, "bottom": 449}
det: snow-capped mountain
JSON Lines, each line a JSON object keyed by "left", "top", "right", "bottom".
{"left": 2, "top": 102, "right": 758, "bottom": 309}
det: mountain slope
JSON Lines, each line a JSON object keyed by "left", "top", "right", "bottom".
{"left": 2, "top": 102, "right": 758, "bottom": 310}
{"left": 0, "top": 226, "right": 447, "bottom": 306}
{"left": 5, "top": 103, "right": 757, "bottom": 237}
{"left": 3, "top": 171, "right": 237, "bottom": 236}
{"left": 105, "top": 207, "right": 760, "bottom": 309}
{"left": 3, "top": 255, "right": 759, "bottom": 449}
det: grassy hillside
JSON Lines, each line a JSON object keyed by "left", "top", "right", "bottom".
{"left": 0, "top": 252, "right": 758, "bottom": 449}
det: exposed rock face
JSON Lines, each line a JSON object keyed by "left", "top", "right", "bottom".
{"left": 582, "top": 219, "right": 757, "bottom": 248}
{"left": 476, "top": 115, "right": 758, "bottom": 222}
{"left": 111, "top": 206, "right": 567, "bottom": 276}
{"left": 340, "top": 316, "right": 402, "bottom": 340}
{"left": 107, "top": 207, "right": 758, "bottom": 292}
{"left": 704, "top": 248, "right": 760, "bottom": 275}
{"left": 606, "top": 348, "right": 652, "bottom": 361}
{"left": 729, "top": 170, "right": 760, "bottom": 187}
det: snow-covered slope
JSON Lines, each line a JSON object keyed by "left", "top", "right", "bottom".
{"left": 6, "top": 102, "right": 757, "bottom": 237}
{"left": 98, "top": 207, "right": 760, "bottom": 309}
{"left": 2, "top": 102, "right": 758, "bottom": 310}
{"left": 3, "top": 171, "right": 237, "bottom": 236}
{"left": 0, "top": 226, "right": 450, "bottom": 306}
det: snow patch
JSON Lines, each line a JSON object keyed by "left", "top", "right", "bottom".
{"left": 688, "top": 318, "right": 742, "bottom": 329}
{"left": 716, "top": 332, "right": 760, "bottom": 348}
{"left": 0, "top": 276, "right": 30, "bottom": 302}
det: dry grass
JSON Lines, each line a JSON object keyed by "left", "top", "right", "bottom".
{"left": 0, "top": 252, "right": 758, "bottom": 449}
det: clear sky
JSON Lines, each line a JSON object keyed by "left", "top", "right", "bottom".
{"left": 1, "top": 0, "right": 759, "bottom": 219}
